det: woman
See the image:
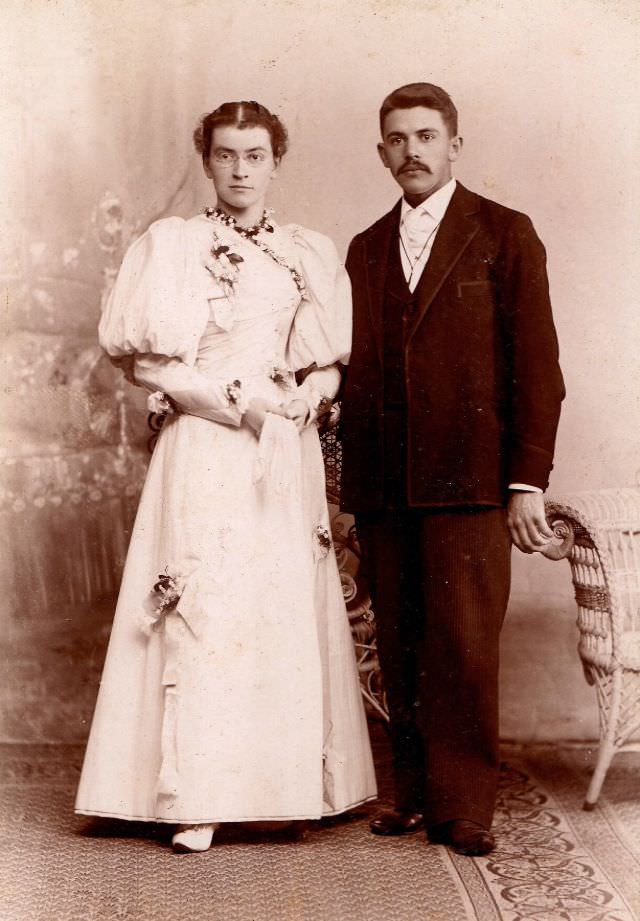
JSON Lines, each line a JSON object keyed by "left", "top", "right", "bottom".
{"left": 75, "top": 101, "right": 377, "bottom": 852}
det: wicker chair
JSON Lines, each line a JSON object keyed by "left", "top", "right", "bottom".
{"left": 541, "top": 488, "right": 640, "bottom": 808}
{"left": 320, "top": 419, "right": 389, "bottom": 722}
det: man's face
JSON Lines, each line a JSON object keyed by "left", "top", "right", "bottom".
{"left": 378, "top": 106, "right": 462, "bottom": 205}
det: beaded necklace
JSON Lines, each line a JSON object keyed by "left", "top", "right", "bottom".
{"left": 204, "top": 206, "right": 274, "bottom": 238}
{"left": 203, "top": 207, "right": 306, "bottom": 296}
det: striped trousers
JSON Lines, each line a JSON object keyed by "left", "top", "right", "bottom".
{"left": 356, "top": 505, "right": 511, "bottom": 828}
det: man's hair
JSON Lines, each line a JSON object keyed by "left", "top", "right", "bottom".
{"left": 379, "top": 83, "right": 458, "bottom": 137}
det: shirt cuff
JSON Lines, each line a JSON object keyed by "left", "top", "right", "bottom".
{"left": 509, "top": 483, "right": 543, "bottom": 493}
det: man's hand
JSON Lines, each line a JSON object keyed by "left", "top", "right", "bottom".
{"left": 507, "top": 491, "right": 554, "bottom": 553}
{"left": 284, "top": 398, "right": 310, "bottom": 433}
{"left": 244, "top": 397, "right": 285, "bottom": 436}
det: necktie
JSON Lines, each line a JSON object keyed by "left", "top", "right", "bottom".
{"left": 402, "top": 208, "right": 434, "bottom": 262}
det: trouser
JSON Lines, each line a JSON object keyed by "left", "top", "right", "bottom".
{"left": 355, "top": 505, "right": 511, "bottom": 828}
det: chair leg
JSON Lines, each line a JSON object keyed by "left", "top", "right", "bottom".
{"left": 583, "top": 740, "right": 616, "bottom": 810}
{"left": 583, "top": 668, "right": 622, "bottom": 810}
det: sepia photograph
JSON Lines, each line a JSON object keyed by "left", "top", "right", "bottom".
{"left": 1, "top": 1, "right": 639, "bottom": 919}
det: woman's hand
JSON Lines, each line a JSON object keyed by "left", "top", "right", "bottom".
{"left": 284, "top": 398, "right": 310, "bottom": 433}
{"left": 244, "top": 397, "right": 285, "bottom": 436}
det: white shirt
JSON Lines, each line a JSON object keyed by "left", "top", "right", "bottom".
{"left": 398, "top": 179, "right": 541, "bottom": 495}
{"left": 399, "top": 178, "right": 457, "bottom": 292}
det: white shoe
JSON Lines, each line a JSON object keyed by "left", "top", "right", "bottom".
{"left": 172, "top": 823, "right": 218, "bottom": 853}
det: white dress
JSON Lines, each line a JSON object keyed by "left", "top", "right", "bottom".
{"left": 75, "top": 213, "right": 377, "bottom": 824}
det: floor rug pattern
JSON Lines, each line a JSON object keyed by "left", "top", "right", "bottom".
{"left": 0, "top": 738, "right": 638, "bottom": 921}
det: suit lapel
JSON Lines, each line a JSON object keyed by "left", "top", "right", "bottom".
{"left": 362, "top": 201, "right": 401, "bottom": 367}
{"left": 406, "top": 184, "right": 480, "bottom": 345}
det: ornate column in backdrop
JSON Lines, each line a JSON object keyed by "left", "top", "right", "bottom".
{"left": 0, "top": 4, "right": 202, "bottom": 741}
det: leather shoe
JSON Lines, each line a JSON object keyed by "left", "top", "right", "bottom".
{"left": 429, "top": 820, "right": 495, "bottom": 856}
{"left": 370, "top": 810, "right": 425, "bottom": 836}
{"left": 172, "top": 823, "right": 218, "bottom": 853}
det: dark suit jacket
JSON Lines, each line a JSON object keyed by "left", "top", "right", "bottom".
{"left": 340, "top": 183, "right": 565, "bottom": 512}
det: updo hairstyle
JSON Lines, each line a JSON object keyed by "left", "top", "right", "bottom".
{"left": 193, "top": 101, "right": 289, "bottom": 163}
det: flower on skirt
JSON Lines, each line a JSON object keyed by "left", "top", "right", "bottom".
{"left": 314, "top": 525, "right": 332, "bottom": 560}
{"left": 140, "top": 567, "right": 186, "bottom": 634}
{"left": 152, "top": 569, "right": 185, "bottom": 614}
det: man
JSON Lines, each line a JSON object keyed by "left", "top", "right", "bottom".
{"left": 340, "top": 83, "right": 564, "bottom": 856}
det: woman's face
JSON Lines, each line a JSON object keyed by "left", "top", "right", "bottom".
{"left": 204, "top": 124, "right": 278, "bottom": 219}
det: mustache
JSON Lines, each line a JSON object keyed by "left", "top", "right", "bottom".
{"left": 399, "top": 161, "right": 431, "bottom": 174}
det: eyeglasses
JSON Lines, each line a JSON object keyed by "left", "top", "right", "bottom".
{"left": 211, "top": 150, "right": 269, "bottom": 167}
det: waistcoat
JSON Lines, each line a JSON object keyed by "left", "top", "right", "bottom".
{"left": 383, "top": 234, "right": 418, "bottom": 407}
{"left": 381, "top": 234, "right": 419, "bottom": 505}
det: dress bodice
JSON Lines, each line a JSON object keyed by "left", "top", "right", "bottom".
{"left": 98, "top": 212, "right": 352, "bottom": 376}
{"left": 191, "top": 217, "right": 301, "bottom": 385}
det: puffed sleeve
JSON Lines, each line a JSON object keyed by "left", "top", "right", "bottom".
{"left": 98, "top": 217, "right": 208, "bottom": 367}
{"left": 285, "top": 226, "right": 352, "bottom": 370}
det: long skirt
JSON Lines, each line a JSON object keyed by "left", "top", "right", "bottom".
{"left": 75, "top": 411, "right": 377, "bottom": 823}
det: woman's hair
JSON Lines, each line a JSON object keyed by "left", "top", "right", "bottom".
{"left": 193, "top": 101, "right": 289, "bottom": 163}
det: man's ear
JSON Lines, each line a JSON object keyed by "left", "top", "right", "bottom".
{"left": 448, "top": 135, "right": 463, "bottom": 163}
{"left": 377, "top": 142, "right": 390, "bottom": 168}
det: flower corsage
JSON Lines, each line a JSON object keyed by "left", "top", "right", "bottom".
{"left": 204, "top": 242, "right": 244, "bottom": 296}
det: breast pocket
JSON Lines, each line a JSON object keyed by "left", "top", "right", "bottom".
{"left": 453, "top": 279, "right": 499, "bottom": 346}
{"left": 457, "top": 280, "right": 495, "bottom": 299}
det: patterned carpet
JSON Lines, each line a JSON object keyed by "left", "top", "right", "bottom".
{"left": 1, "top": 729, "right": 638, "bottom": 921}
